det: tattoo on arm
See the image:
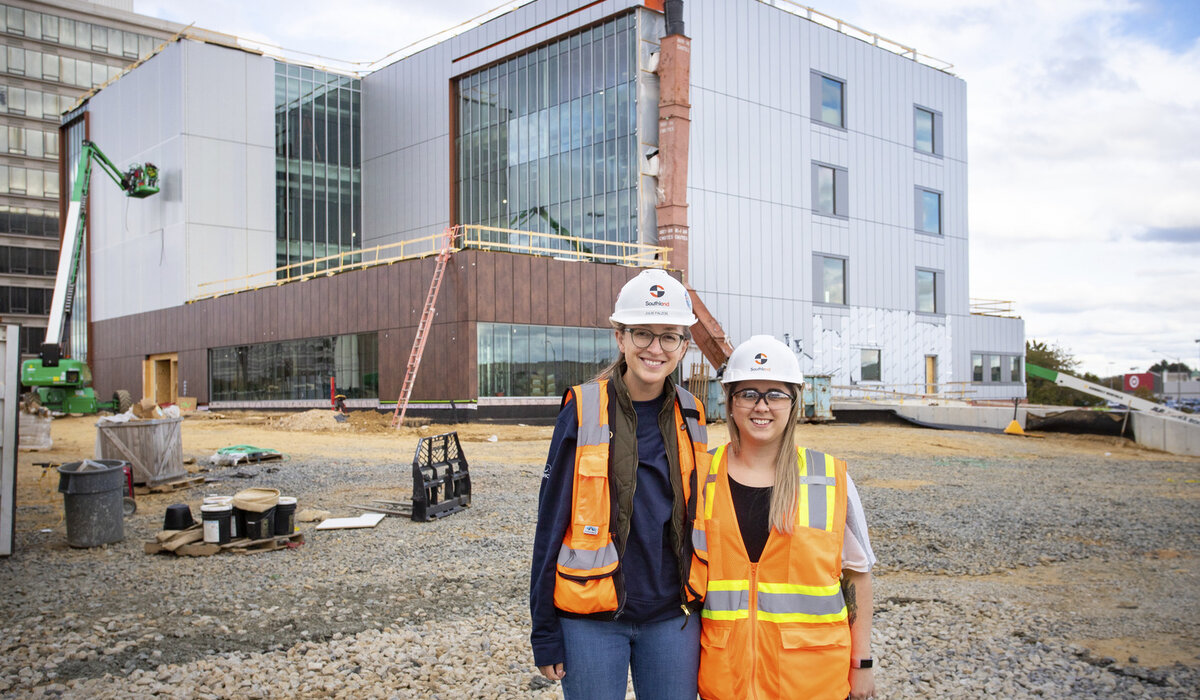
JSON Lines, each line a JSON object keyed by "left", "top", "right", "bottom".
{"left": 842, "top": 576, "right": 858, "bottom": 628}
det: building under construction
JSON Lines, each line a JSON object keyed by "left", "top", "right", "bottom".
{"left": 65, "top": 0, "right": 1025, "bottom": 418}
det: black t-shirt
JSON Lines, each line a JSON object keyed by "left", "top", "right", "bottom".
{"left": 729, "top": 476, "right": 772, "bottom": 563}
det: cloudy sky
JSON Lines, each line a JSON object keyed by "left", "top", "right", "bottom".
{"left": 134, "top": 0, "right": 1200, "bottom": 379}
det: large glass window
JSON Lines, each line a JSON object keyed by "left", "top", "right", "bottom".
{"left": 972, "top": 353, "right": 1023, "bottom": 384}
{"left": 812, "top": 72, "right": 845, "bottom": 128}
{"left": 209, "top": 333, "right": 378, "bottom": 402}
{"left": 456, "top": 13, "right": 638, "bottom": 254}
{"left": 915, "top": 106, "right": 941, "bottom": 155}
{"left": 275, "top": 62, "right": 361, "bottom": 277}
{"left": 917, "top": 188, "right": 942, "bottom": 234}
{"left": 916, "top": 269, "right": 936, "bottom": 313}
{"left": 813, "top": 254, "right": 846, "bottom": 305}
{"left": 861, "top": 349, "right": 881, "bottom": 382}
{"left": 478, "top": 322, "right": 615, "bottom": 397}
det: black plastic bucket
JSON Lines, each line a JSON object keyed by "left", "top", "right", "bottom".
{"left": 57, "top": 460, "right": 127, "bottom": 548}
{"left": 200, "top": 503, "right": 232, "bottom": 544}
{"left": 243, "top": 507, "right": 275, "bottom": 540}
{"left": 274, "top": 497, "right": 297, "bottom": 536}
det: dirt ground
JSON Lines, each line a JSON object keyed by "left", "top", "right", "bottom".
{"left": 13, "top": 410, "right": 1200, "bottom": 673}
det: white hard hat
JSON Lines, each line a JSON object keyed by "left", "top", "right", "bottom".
{"left": 609, "top": 269, "right": 698, "bottom": 327}
{"left": 722, "top": 335, "right": 804, "bottom": 385}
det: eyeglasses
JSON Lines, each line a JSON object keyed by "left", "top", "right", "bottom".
{"left": 625, "top": 328, "right": 687, "bottom": 352}
{"left": 731, "top": 388, "right": 795, "bottom": 410}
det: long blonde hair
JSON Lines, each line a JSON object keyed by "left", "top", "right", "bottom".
{"left": 724, "top": 381, "right": 803, "bottom": 534}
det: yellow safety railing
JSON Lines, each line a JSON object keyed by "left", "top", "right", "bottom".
{"left": 189, "top": 224, "right": 669, "bottom": 302}
{"left": 970, "top": 298, "right": 1019, "bottom": 318}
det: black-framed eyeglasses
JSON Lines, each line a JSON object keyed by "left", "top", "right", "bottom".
{"left": 625, "top": 328, "right": 686, "bottom": 352}
{"left": 731, "top": 388, "right": 795, "bottom": 410}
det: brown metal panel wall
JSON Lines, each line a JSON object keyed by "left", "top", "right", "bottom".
{"left": 512, "top": 255, "right": 532, "bottom": 325}
{"left": 493, "top": 254, "right": 513, "bottom": 323}
{"left": 474, "top": 251, "right": 495, "bottom": 323}
{"left": 178, "top": 348, "right": 207, "bottom": 403}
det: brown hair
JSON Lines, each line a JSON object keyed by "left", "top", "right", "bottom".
{"left": 724, "top": 381, "right": 803, "bottom": 534}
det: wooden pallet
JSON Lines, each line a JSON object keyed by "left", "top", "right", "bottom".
{"left": 145, "top": 530, "right": 304, "bottom": 557}
{"left": 349, "top": 499, "right": 412, "bottom": 517}
{"left": 135, "top": 475, "right": 205, "bottom": 495}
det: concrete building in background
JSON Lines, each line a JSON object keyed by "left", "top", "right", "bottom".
{"left": 0, "top": 0, "right": 183, "bottom": 356}
{"left": 69, "top": 0, "right": 1025, "bottom": 416}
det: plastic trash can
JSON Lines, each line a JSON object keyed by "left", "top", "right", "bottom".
{"left": 57, "top": 459, "right": 127, "bottom": 548}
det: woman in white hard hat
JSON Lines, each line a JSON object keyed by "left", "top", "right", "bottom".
{"left": 530, "top": 268, "right": 711, "bottom": 700}
{"left": 692, "top": 335, "right": 876, "bottom": 700}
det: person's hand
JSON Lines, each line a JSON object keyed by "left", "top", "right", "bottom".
{"left": 848, "top": 666, "right": 874, "bottom": 699}
{"left": 538, "top": 663, "right": 565, "bottom": 681}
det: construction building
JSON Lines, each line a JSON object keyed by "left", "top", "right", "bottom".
{"left": 0, "top": 0, "right": 188, "bottom": 357}
{"left": 67, "top": 0, "right": 1025, "bottom": 417}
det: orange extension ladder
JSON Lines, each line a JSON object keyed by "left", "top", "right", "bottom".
{"left": 391, "top": 228, "right": 456, "bottom": 427}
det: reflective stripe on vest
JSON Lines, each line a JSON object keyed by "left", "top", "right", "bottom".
{"left": 691, "top": 443, "right": 724, "bottom": 555}
{"left": 676, "top": 389, "right": 708, "bottom": 447}
{"left": 798, "top": 448, "right": 837, "bottom": 532}
{"left": 757, "top": 581, "right": 847, "bottom": 623}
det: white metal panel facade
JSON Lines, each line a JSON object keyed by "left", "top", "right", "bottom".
{"left": 87, "top": 41, "right": 275, "bottom": 321}
{"left": 681, "top": 0, "right": 1022, "bottom": 398}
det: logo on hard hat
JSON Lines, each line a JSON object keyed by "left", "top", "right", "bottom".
{"left": 755, "top": 353, "right": 768, "bottom": 365}
{"left": 650, "top": 285, "right": 665, "bottom": 298}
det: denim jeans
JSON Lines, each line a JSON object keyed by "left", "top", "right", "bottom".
{"left": 560, "top": 614, "right": 701, "bottom": 700}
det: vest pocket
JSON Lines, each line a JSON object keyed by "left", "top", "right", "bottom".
{"left": 701, "top": 621, "right": 732, "bottom": 649}
{"left": 553, "top": 571, "right": 618, "bottom": 613}
{"left": 779, "top": 624, "right": 850, "bottom": 651}
{"left": 573, "top": 452, "right": 609, "bottom": 528}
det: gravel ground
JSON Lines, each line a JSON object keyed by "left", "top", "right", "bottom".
{"left": 1, "top": 436, "right": 1198, "bottom": 699}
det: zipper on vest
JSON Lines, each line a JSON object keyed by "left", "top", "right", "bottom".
{"left": 749, "top": 561, "right": 759, "bottom": 699}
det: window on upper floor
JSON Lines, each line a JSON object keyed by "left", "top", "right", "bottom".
{"left": 916, "top": 268, "right": 944, "bottom": 314}
{"left": 811, "top": 72, "right": 845, "bottom": 128}
{"left": 972, "top": 353, "right": 1023, "bottom": 383}
{"left": 861, "top": 349, "right": 881, "bottom": 382}
{"left": 812, "top": 162, "right": 848, "bottom": 218}
{"left": 914, "top": 105, "right": 942, "bottom": 155}
{"left": 813, "top": 254, "right": 846, "bottom": 305}
{"left": 916, "top": 187, "right": 942, "bottom": 235}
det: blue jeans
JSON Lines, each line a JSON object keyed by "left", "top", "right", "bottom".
{"left": 560, "top": 614, "right": 701, "bottom": 700}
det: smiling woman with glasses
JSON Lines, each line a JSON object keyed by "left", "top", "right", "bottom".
{"left": 531, "top": 269, "right": 711, "bottom": 700}
{"left": 692, "top": 335, "right": 878, "bottom": 700}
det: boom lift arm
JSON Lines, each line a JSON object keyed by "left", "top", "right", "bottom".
{"left": 19, "top": 140, "right": 157, "bottom": 415}
{"left": 1026, "top": 363, "right": 1200, "bottom": 427}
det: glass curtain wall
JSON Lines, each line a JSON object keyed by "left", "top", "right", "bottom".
{"left": 456, "top": 12, "right": 638, "bottom": 257}
{"left": 209, "top": 332, "right": 379, "bottom": 401}
{"left": 478, "top": 322, "right": 617, "bottom": 397}
{"left": 274, "top": 62, "right": 361, "bottom": 278}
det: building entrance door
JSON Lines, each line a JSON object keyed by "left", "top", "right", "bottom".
{"left": 925, "top": 355, "right": 937, "bottom": 395}
{"left": 144, "top": 353, "right": 178, "bottom": 405}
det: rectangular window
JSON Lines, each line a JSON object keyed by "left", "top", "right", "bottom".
{"left": 916, "top": 269, "right": 943, "bottom": 314}
{"left": 478, "top": 322, "right": 614, "bottom": 397}
{"left": 813, "top": 254, "right": 846, "bottom": 305}
{"left": 811, "top": 72, "right": 845, "bottom": 128}
{"left": 861, "top": 349, "right": 881, "bottom": 382}
{"left": 812, "top": 162, "right": 848, "bottom": 217}
{"left": 989, "top": 355, "right": 1002, "bottom": 383}
{"left": 972, "top": 352, "right": 1022, "bottom": 383}
{"left": 209, "top": 333, "right": 378, "bottom": 401}
{"left": 916, "top": 187, "right": 942, "bottom": 234}
{"left": 914, "top": 105, "right": 942, "bottom": 155}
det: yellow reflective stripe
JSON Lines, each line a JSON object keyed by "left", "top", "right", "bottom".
{"left": 757, "top": 581, "right": 842, "bottom": 597}
{"left": 757, "top": 609, "right": 848, "bottom": 624}
{"left": 705, "top": 444, "right": 725, "bottom": 520}
{"left": 796, "top": 447, "right": 809, "bottom": 527}
{"left": 701, "top": 608, "right": 751, "bottom": 621}
{"left": 707, "top": 578, "right": 749, "bottom": 592}
{"left": 823, "top": 451, "right": 836, "bottom": 532}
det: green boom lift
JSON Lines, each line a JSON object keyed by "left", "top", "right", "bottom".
{"left": 19, "top": 140, "right": 159, "bottom": 414}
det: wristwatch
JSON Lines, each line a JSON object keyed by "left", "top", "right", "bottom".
{"left": 850, "top": 658, "right": 873, "bottom": 669}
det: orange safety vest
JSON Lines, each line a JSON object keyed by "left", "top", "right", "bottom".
{"left": 553, "top": 379, "right": 708, "bottom": 615}
{"left": 694, "top": 443, "right": 850, "bottom": 700}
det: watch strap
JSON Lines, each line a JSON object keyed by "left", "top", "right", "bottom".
{"left": 850, "top": 658, "right": 873, "bottom": 669}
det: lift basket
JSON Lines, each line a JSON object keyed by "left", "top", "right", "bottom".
{"left": 410, "top": 432, "right": 471, "bottom": 521}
